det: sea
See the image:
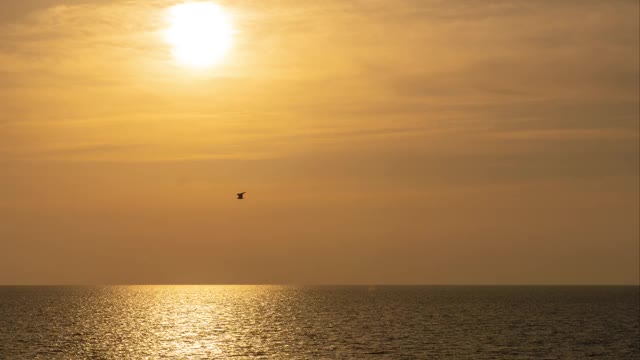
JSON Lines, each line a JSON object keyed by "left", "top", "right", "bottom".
{"left": 0, "top": 286, "right": 638, "bottom": 359}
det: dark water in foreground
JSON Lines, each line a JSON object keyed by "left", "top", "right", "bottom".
{"left": 0, "top": 286, "right": 638, "bottom": 359}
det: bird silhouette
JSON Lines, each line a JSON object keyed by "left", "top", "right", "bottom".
{"left": 237, "top": 192, "right": 246, "bottom": 200}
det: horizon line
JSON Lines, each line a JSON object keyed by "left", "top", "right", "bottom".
{"left": 1, "top": 283, "right": 638, "bottom": 287}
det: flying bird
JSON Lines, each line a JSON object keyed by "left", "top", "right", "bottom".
{"left": 237, "top": 192, "right": 246, "bottom": 200}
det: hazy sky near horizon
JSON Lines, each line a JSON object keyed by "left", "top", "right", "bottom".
{"left": 1, "top": 0, "right": 638, "bottom": 284}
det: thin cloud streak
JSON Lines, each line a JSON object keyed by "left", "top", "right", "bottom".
{"left": 0, "top": 0, "right": 637, "bottom": 284}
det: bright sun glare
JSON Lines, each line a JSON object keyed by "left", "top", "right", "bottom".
{"left": 165, "top": 2, "right": 233, "bottom": 68}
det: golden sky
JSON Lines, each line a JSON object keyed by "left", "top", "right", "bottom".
{"left": 1, "top": 0, "right": 638, "bottom": 284}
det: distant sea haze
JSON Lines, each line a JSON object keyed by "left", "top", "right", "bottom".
{"left": 0, "top": 285, "right": 638, "bottom": 359}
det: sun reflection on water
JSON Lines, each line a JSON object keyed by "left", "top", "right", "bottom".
{"left": 1, "top": 286, "right": 637, "bottom": 359}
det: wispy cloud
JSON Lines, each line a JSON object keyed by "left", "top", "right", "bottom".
{"left": 0, "top": 0, "right": 637, "bottom": 173}
{"left": 0, "top": 1, "right": 638, "bottom": 285}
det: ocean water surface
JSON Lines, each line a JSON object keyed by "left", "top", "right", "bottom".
{"left": 0, "top": 286, "right": 638, "bottom": 359}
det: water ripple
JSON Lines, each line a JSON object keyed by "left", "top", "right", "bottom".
{"left": 0, "top": 286, "right": 638, "bottom": 359}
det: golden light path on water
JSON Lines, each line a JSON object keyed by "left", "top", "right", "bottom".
{"left": 114, "top": 286, "right": 268, "bottom": 357}
{"left": 0, "top": 286, "right": 638, "bottom": 358}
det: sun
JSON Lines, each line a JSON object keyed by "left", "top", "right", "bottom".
{"left": 165, "top": 2, "right": 233, "bottom": 68}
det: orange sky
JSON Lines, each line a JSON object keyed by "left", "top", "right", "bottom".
{"left": 1, "top": 0, "right": 638, "bottom": 284}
